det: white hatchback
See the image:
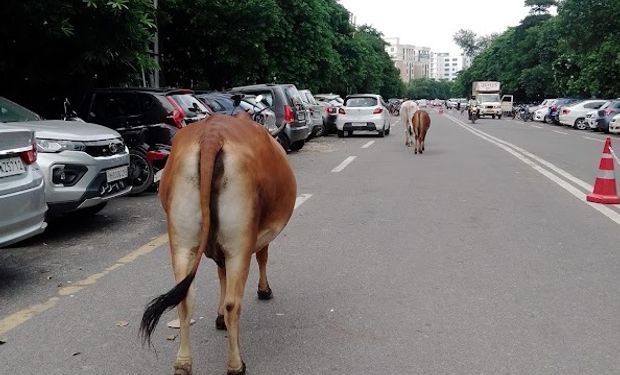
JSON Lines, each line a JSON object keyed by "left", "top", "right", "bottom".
{"left": 609, "top": 113, "right": 620, "bottom": 134}
{"left": 336, "top": 94, "right": 391, "bottom": 138}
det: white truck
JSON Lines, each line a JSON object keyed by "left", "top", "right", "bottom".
{"left": 471, "top": 81, "right": 513, "bottom": 119}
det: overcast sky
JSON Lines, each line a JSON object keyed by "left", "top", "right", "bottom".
{"left": 338, "top": 0, "right": 534, "bottom": 55}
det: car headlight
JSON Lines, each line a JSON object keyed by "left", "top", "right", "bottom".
{"left": 36, "top": 139, "right": 87, "bottom": 153}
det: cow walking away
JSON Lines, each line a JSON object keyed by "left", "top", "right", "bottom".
{"left": 140, "top": 113, "right": 297, "bottom": 375}
{"left": 411, "top": 110, "right": 431, "bottom": 154}
{"left": 400, "top": 100, "right": 419, "bottom": 147}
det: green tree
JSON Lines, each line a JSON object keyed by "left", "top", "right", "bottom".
{"left": 524, "top": 0, "right": 558, "bottom": 15}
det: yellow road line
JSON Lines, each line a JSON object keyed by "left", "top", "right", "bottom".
{"left": 0, "top": 234, "right": 169, "bottom": 336}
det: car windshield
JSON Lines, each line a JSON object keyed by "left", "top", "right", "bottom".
{"left": 345, "top": 97, "right": 378, "bottom": 107}
{"left": 0, "top": 97, "right": 41, "bottom": 123}
{"left": 478, "top": 94, "right": 500, "bottom": 103}
{"left": 170, "top": 94, "right": 211, "bottom": 116}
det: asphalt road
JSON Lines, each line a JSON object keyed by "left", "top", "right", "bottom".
{"left": 1, "top": 111, "right": 619, "bottom": 374}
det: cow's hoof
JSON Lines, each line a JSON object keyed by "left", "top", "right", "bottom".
{"left": 228, "top": 361, "right": 246, "bottom": 375}
{"left": 215, "top": 314, "right": 227, "bottom": 331}
{"left": 257, "top": 286, "right": 273, "bottom": 300}
{"left": 174, "top": 362, "right": 192, "bottom": 375}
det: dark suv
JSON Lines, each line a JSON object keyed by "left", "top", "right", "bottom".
{"left": 596, "top": 100, "right": 620, "bottom": 133}
{"left": 231, "top": 83, "right": 309, "bottom": 151}
{"left": 78, "top": 88, "right": 210, "bottom": 130}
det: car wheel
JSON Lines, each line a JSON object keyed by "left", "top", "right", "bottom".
{"left": 574, "top": 118, "right": 587, "bottom": 130}
{"left": 315, "top": 123, "right": 325, "bottom": 137}
{"left": 543, "top": 115, "right": 551, "bottom": 124}
{"left": 128, "top": 148, "right": 154, "bottom": 195}
{"left": 378, "top": 129, "right": 385, "bottom": 137}
{"left": 277, "top": 133, "right": 291, "bottom": 151}
{"left": 497, "top": 115, "right": 502, "bottom": 119}
{"left": 492, "top": 115, "right": 496, "bottom": 119}
{"left": 289, "top": 140, "right": 304, "bottom": 151}
{"left": 337, "top": 130, "right": 344, "bottom": 138}
{"left": 347, "top": 130, "right": 353, "bottom": 137}
{"left": 385, "top": 126, "right": 390, "bottom": 135}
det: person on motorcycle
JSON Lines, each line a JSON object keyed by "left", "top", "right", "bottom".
{"left": 468, "top": 96, "right": 479, "bottom": 121}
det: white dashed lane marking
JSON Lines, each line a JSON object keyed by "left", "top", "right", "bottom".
{"left": 331, "top": 156, "right": 357, "bottom": 173}
{"left": 361, "top": 141, "right": 375, "bottom": 149}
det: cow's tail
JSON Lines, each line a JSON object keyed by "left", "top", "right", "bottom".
{"left": 140, "top": 133, "right": 224, "bottom": 347}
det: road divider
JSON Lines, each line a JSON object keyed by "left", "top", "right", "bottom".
{"left": 331, "top": 156, "right": 357, "bottom": 173}
{"left": 445, "top": 113, "right": 620, "bottom": 226}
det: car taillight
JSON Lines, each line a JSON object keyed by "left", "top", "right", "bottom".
{"left": 606, "top": 109, "right": 616, "bottom": 116}
{"left": 20, "top": 143, "right": 37, "bottom": 165}
{"left": 562, "top": 108, "right": 570, "bottom": 114}
{"left": 166, "top": 97, "right": 186, "bottom": 129}
{"left": 284, "top": 105, "right": 295, "bottom": 123}
{"left": 338, "top": 107, "right": 346, "bottom": 115}
{"left": 373, "top": 107, "right": 383, "bottom": 114}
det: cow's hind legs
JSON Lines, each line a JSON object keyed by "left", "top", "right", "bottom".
{"left": 216, "top": 265, "right": 227, "bottom": 330}
{"left": 256, "top": 245, "right": 273, "bottom": 300}
{"left": 224, "top": 254, "right": 252, "bottom": 375}
{"left": 172, "top": 247, "right": 198, "bottom": 375}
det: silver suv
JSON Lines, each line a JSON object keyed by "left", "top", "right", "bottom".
{"left": 0, "top": 97, "right": 131, "bottom": 215}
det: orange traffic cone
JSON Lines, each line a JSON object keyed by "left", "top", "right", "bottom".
{"left": 587, "top": 137, "right": 620, "bottom": 204}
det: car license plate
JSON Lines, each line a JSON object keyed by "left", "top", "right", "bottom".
{"left": 0, "top": 157, "right": 25, "bottom": 178}
{"left": 106, "top": 166, "right": 128, "bottom": 182}
{"left": 353, "top": 122, "right": 366, "bottom": 127}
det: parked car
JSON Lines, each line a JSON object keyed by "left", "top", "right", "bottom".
{"left": 195, "top": 91, "right": 242, "bottom": 115}
{"left": 594, "top": 100, "right": 620, "bottom": 133}
{"left": 231, "top": 83, "right": 309, "bottom": 151}
{"left": 0, "top": 96, "right": 131, "bottom": 215}
{"left": 532, "top": 98, "right": 555, "bottom": 121}
{"left": 0, "top": 126, "right": 47, "bottom": 247}
{"left": 558, "top": 99, "right": 607, "bottom": 129}
{"left": 417, "top": 99, "right": 428, "bottom": 108}
{"left": 608, "top": 113, "right": 620, "bottom": 134}
{"left": 77, "top": 88, "right": 208, "bottom": 194}
{"left": 315, "top": 94, "right": 343, "bottom": 134}
{"left": 335, "top": 94, "right": 391, "bottom": 137}
{"left": 549, "top": 98, "right": 581, "bottom": 124}
{"left": 299, "top": 89, "right": 324, "bottom": 138}
{"left": 586, "top": 109, "right": 600, "bottom": 130}
{"left": 237, "top": 95, "right": 279, "bottom": 136}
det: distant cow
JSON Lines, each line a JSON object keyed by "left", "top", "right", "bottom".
{"left": 411, "top": 110, "right": 431, "bottom": 154}
{"left": 140, "top": 113, "right": 297, "bottom": 375}
{"left": 400, "top": 100, "right": 419, "bottom": 147}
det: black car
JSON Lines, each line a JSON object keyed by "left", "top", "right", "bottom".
{"left": 195, "top": 91, "right": 244, "bottom": 115}
{"left": 596, "top": 100, "right": 620, "bottom": 133}
{"left": 231, "top": 83, "right": 309, "bottom": 152}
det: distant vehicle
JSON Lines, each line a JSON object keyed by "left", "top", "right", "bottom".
{"left": 0, "top": 126, "right": 47, "bottom": 247}
{"left": 299, "top": 89, "right": 324, "bottom": 137}
{"left": 314, "top": 94, "right": 343, "bottom": 134}
{"left": 558, "top": 99, "right": 607, "bottom": 129}
{"left": 1, "top": 96, "right": 131, "bottom": 215}
{"left": 232, "top": 83, "right": 309, "bottom": 151}
{"left": 471, "top": 81, "right": 513, "bottom": 119}
{"left": 608, "top": 113, "right": 620, "bottom": 134}
{"left": 416, "top": 99, "right": 428, "bottom": 108}
{"left": 335, "top": 94, "right": 391, "bottom": 137}
{"left": 595, "top": 100, "right": 620, "bottom": 133}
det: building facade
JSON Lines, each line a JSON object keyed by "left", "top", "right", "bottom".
{"left": 385, "top": 38, "right": 431, "bottom": 82}
{"left": 386, "top": 37, "right": 471, "bottom": 82}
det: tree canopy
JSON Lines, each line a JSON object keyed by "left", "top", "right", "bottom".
{"left": 454, "top": 0, "right": 620, "bottom": 102}
{"left": 0, "top": 0, "right": 403, "bottom": 110}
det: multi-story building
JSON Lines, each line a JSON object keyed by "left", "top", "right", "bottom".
{"left": 386, "top": 36, "right": 472, "bottom": 82}
{"left": 385, "top": 38, "right": 431, "bottom": 82}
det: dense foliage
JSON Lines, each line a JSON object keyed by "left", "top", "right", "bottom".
{"left": 453, "top": 0, "right": 620, "bottom": 102}
{"left": 0, "top": 0, "right": 403, "bottom": 110}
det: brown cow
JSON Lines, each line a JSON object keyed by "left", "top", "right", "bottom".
{"left": 140, "top": 113, "right": 297, "bottom": 375}
{"left": 410, "top": 110, "right": 431, "bottom": 154}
